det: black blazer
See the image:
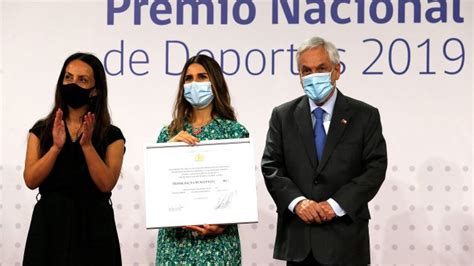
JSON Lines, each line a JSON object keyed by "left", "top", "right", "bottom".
{"left": 261, "top": 91, "right": 387, "bottom": 263}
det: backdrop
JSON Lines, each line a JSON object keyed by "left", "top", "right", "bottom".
{"left": 1, "top": 0, "right": 473, "bottom": 265}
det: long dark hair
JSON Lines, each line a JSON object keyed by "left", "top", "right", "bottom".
{"left": 36, "top": 53, "right": 111, "bottom": 155}
{"left": 168, "top": 54, "right": 236, "bottom": 135}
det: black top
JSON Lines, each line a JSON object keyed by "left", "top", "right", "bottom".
{"left": 30, "top": 121, "right": 125, "bottom": 199}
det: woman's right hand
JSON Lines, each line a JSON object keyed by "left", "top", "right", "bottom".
{"left": 169, "top": 130, "right": 199, "bottom": 145}
{"left": 52, "top": 108, "right": 66, "bottom": 150}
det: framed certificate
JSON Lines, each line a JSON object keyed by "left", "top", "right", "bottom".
{"left": 144, "top": 138, "right": 259, "bottom": 229}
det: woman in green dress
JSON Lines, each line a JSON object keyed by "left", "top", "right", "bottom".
{"left": 155, "top": 54, "right": 249, "bottom": 265}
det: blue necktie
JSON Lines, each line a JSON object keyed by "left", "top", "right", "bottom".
{"left": 313, "top": 107, "right": 326, "bottom": 161}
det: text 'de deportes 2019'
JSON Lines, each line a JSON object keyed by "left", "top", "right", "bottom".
{"left": 103, "top": 37, "right": 466, "bottom": 77}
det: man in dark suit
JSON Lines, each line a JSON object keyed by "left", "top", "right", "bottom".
{"left": 261, "top": 36, "right": 387, "bottom": 265}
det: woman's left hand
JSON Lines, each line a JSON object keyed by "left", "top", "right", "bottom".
{"left": 80, "top": 112, "right": 95, "bottom": 147}
{"left": 183, "top": 224, "right": 226, "bottom": 236}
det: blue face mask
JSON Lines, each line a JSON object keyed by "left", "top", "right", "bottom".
{"left": 183, "top": 81, "right": 214, "bottom": 109}
{"left": 302, "top": 72, "right": 334, "bottom": 103}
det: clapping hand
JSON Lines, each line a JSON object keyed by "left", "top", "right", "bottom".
{"left": 52, "top": 108, "right": 66, "bottom": 150}
{"left": 80, "top": 112, "right": 95, "bottom": 147}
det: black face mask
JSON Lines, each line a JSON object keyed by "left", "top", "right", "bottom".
{"left": 61, "top": 83, "right": 93, "bottom": 109}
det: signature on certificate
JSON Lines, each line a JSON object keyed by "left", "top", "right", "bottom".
{"left": 215, "top": 190, "right": 236, "bottom": 210}
{"left": 168, "top": 204, "right": 184, "bottom": 212}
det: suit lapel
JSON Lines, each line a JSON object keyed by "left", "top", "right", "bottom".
{"left": 294, "top": 96, "right": 318, "bottom": 170}
{"left": 317, "top": 92, "right": 352, "bottom": 172}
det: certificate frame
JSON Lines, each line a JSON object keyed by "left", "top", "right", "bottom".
{"left": 144, "top": 138, "right": 259, "bottom": 229}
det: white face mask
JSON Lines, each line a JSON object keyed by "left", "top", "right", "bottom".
{"left": 301, "top": 72, "right": 334, "bottom": 103}
{"left": 183, "top": 81, "right": 214, "bottom": 109}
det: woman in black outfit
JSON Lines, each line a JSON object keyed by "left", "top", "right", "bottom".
{"left": 23, "top": 53, "right": 125, "bottom": 266}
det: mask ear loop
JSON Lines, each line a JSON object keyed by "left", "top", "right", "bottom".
{"left": 88, "top": 88, "right": 98, "bottom": 114}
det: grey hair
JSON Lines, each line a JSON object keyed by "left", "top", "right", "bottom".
{"left": 296, "top": 36, "right": 340, "bottom": 67}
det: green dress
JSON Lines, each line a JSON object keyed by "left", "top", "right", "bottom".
{"left": 155, "top": 117, "right": 249, "bottom": 266}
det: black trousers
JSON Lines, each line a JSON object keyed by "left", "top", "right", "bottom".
{"left": 287, "top": 254, "right": 321, "bottom": 266}
{"left": 287, "top": 254, "right": 368, "bottom": 266}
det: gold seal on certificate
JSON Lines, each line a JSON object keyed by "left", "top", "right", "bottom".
{"left": 144, "top": 138, "right": 258, "bottom": 229}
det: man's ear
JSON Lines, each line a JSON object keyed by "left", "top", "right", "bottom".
{"left": 333, "top": 63, "right": 341, "bottom": 81}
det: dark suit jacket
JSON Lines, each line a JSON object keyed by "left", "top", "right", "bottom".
{"left": 261, "top": 91, "right": 387, "bottom": 264}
